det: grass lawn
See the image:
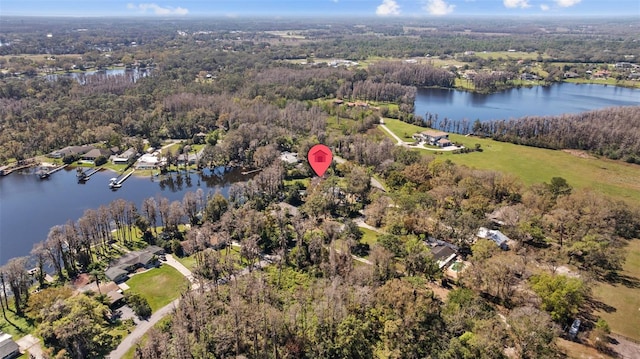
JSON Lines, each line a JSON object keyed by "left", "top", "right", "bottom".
{"left": 382, "top": 118, "right": 423, "bottom": 141}
{"left": 564, "top": 78, "right": 640, "bottom": 89}
{"left": 176, "top": 255, "right": 198, "bottom": 271}
{"left": 472, "top": 51, "right": 549, "bottom": 60}
{"left": 125, "top": 265, "right": 188, "bottom": 312}
{"left": 556, "top": 338, "right": 614, "bottom": 359}
{"left": 592, "top": 240, "right": 640, "bottom": 342}
{"left": 381, "top": 119, "right": 640, "bottom": 204}
{"left": 0, "top": 303, "right": 37, "bottom": 338}
{"left": 360, "top": 227, "right": 380, "bottom": 246}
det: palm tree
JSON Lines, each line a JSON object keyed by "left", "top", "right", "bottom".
{"left": 89, "top": 269, "right": 105, "bottom": 295}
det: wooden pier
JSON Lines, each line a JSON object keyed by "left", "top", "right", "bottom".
{"left": 77, "top": 167, "right": 103, "bottom": 182}
{"left": 0, "top": 162, "right": 38, "bottom": 176}
{"left": 38, "top": 164, "right": 68, "bottom": 179}
{"left": 109, "top": 170, "right": 134, "bottom": 189}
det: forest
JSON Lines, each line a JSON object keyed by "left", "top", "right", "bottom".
{"left": 1, "top": 16, "right": 640, "bottom": 359}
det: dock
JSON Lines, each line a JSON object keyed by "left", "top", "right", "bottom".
{"left": 109, "top": 170, "right": 134, "bottom": 189}
{"left": 38, "top": 164, "right": 68, "bottom": 179}
{"left": 241, "top": 168, "right": 262, "bottom": 175}
{"left": 77, "top": 167, "right": 102, "bottom": 182}
{"left": 0, "top": 162, "right": 38, "bottom": 176}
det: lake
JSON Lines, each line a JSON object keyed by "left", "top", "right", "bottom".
{"left": 414, "top": 83, "right": 640, "bottom": 123}
{"left": 0, "top": 167, "right": 249, "bottom": 264}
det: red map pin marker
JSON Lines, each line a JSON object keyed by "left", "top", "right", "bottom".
{"left": 308, "top": 144, "right": 333, "bottom": 177}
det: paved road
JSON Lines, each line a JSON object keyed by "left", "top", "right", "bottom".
{"left": 108, "top": 297, "right": 181, "bottom": 359}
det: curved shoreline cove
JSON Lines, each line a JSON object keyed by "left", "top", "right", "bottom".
{"left": 0, "top": 167, "right": 251, "bottom": 264}
{"left": 414, "top": 83, "right": 640, "bottom": 123}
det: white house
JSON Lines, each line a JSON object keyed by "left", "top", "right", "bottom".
{"left": 413, "top": 130, "right": 452, "bottom": 147}
{"left": 477, "top": 227, "right": 510, "bottom": 250}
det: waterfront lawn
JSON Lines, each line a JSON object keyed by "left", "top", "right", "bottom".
{"left": 125, "top": 265, "right": 188, "bottom": 312}
{"left": 382, "top": 118, "right": 424, "bottom": 141}
{"left": 592, "top": 240, "right": 640, "bottom": 342}
{"left": 446, "top": 133, "right": 640, "bottom": 204}
{"left": 380, "top": 119, "right": 640, "bottom": 204}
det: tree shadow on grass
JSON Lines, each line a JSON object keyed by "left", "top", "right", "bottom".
{"left": 603, "top": 272, "right": 640, "bottom": 289}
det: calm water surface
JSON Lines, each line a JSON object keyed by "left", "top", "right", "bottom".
{"left": 414, "top": 83, "right": 640, "bottom": 123}
{"left": 0, "top": 167, "right": 248, "bottom": 264}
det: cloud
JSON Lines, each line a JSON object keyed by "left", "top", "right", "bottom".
{"left": 554, "top": 0, "right": 581, "bottom": 7}
{"left": 540, "top": 4, "right": 550, "bottom": 10}
{"left": 376, "top": 0, "right": 400, "bottom": 16}
{"left": 424, "top": 0, "right": 455, "bottom": 15}
{"left": 503, "top": 0, "right": 530, "bottom": 8}
{"left": 127, "top": 3, "right": 189, "bottom": 16}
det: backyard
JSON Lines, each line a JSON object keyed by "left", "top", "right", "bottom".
{"left": 125, "top": 265, "right": 188, "bottom": 312}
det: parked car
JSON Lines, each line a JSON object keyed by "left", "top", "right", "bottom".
{"left": 569, "top": 319, "right": 581, "bottom": 339}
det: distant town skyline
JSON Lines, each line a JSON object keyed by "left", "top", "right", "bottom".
{"left": 2, "top": 0, "right": 639, "bottom": 17}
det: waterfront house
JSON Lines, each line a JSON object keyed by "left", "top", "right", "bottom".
{"left": 413, "top": 130, "right": 451, "bottom": 147}
{"left": 112, "top": 148, "right": 137, "bottom": 164}
{"left": 81, "top": 148, "right": 112, "bottom": 162}
{"left": 104, "top": 245, "right": 165, "bottom": 282}
{"left": 48, "top": 145, "right": 95, "bottom": 159}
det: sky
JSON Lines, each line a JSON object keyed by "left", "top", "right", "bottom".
{"left": 1, "top": 0, "right": 638, "bottom": 17}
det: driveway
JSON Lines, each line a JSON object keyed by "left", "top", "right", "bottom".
{"left": 16, "top": 334, "right": 44, "bottom": 359}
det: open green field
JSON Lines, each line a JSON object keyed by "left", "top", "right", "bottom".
{"left": 565, "top": 77, "right": 640, "bottom": 89}
{"left": 381, "top": 119, "right": 640, "bottom": 203}
{"left": 472, "top": 51, "right": 549, "bottom": 60}
{"left": 593, "top": 240, "right": 640, "bottom": 342}
{"left": 125, "top": 265, "right": 188, "bottom": 312}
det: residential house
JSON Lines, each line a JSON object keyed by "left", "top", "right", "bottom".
{"left": 615, "top": 62, "right": 632, "bottom": 69}
{"left": 279, "top": 151, "right": 299, "bottom": 165}
{"left": 177, "top": 153, "right": 198, "bottom": 165}
{"left": 81, "top": 148, "right": 112, "bottom": 162}
{"left": 48, "top": 145, "right": 95, "bottom": 159}
{"left": 0, "top": 332, "right": 19, "bottom": 359}
{"left": 104, "top": 245, "right": 165, "bottom": 282}
{"left": 520, "top": 73, "right": 540, "bottom": 81}
{"left": 592, "top": 70, "right": 610, "bottom": 79}
{"left": 477, "top": 227, "right": 510, "bottom": 250}
{"left": 428, "top": 241, "right": 458, "bottom": 269}
{"left": 135, "top": 153, "right": 162, "bottom": 170}
{"left": 413, "top": 130, "right": 451, "bottom": 147}
{"left": 112, "top": 148, "right": 137, "bottom": 164}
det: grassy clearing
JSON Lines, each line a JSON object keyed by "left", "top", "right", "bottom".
{"left": 382, "top": 118, "right": 423, "bottom": 141}
{"left": 380, "top": 119, "right": 640, "bottom": 203}
{"left": 564, "top": 78, "right": 640, "bottom": 89}
{"left": 446, "top": 133, "right": 640, "bottom": 203}
{"left": 176, "top": 255, "right": 198, "bottom": 271}
{"left": 556, "top": 338, "right": 614, "bottom": 359}
{"left": 125, "top": 265, "right": 188, "bottom": 312}
{"left": 592, "top": 240, "right": 640, "bottom": 342}
{"left": 472, "top": 51, "right": 548, "bottom": 60}
{"left": 0, "top": 303, "right": 37, "bottom": 338}
{"left": 360, "top": 227, "right": 380, "bottom": 246}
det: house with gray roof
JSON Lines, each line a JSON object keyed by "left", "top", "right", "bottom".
{"left": 104, "top": 245, "right": 164, "bottom": 282}
{"left": 0, "top": 332, "right": 19, "bottom": 359}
